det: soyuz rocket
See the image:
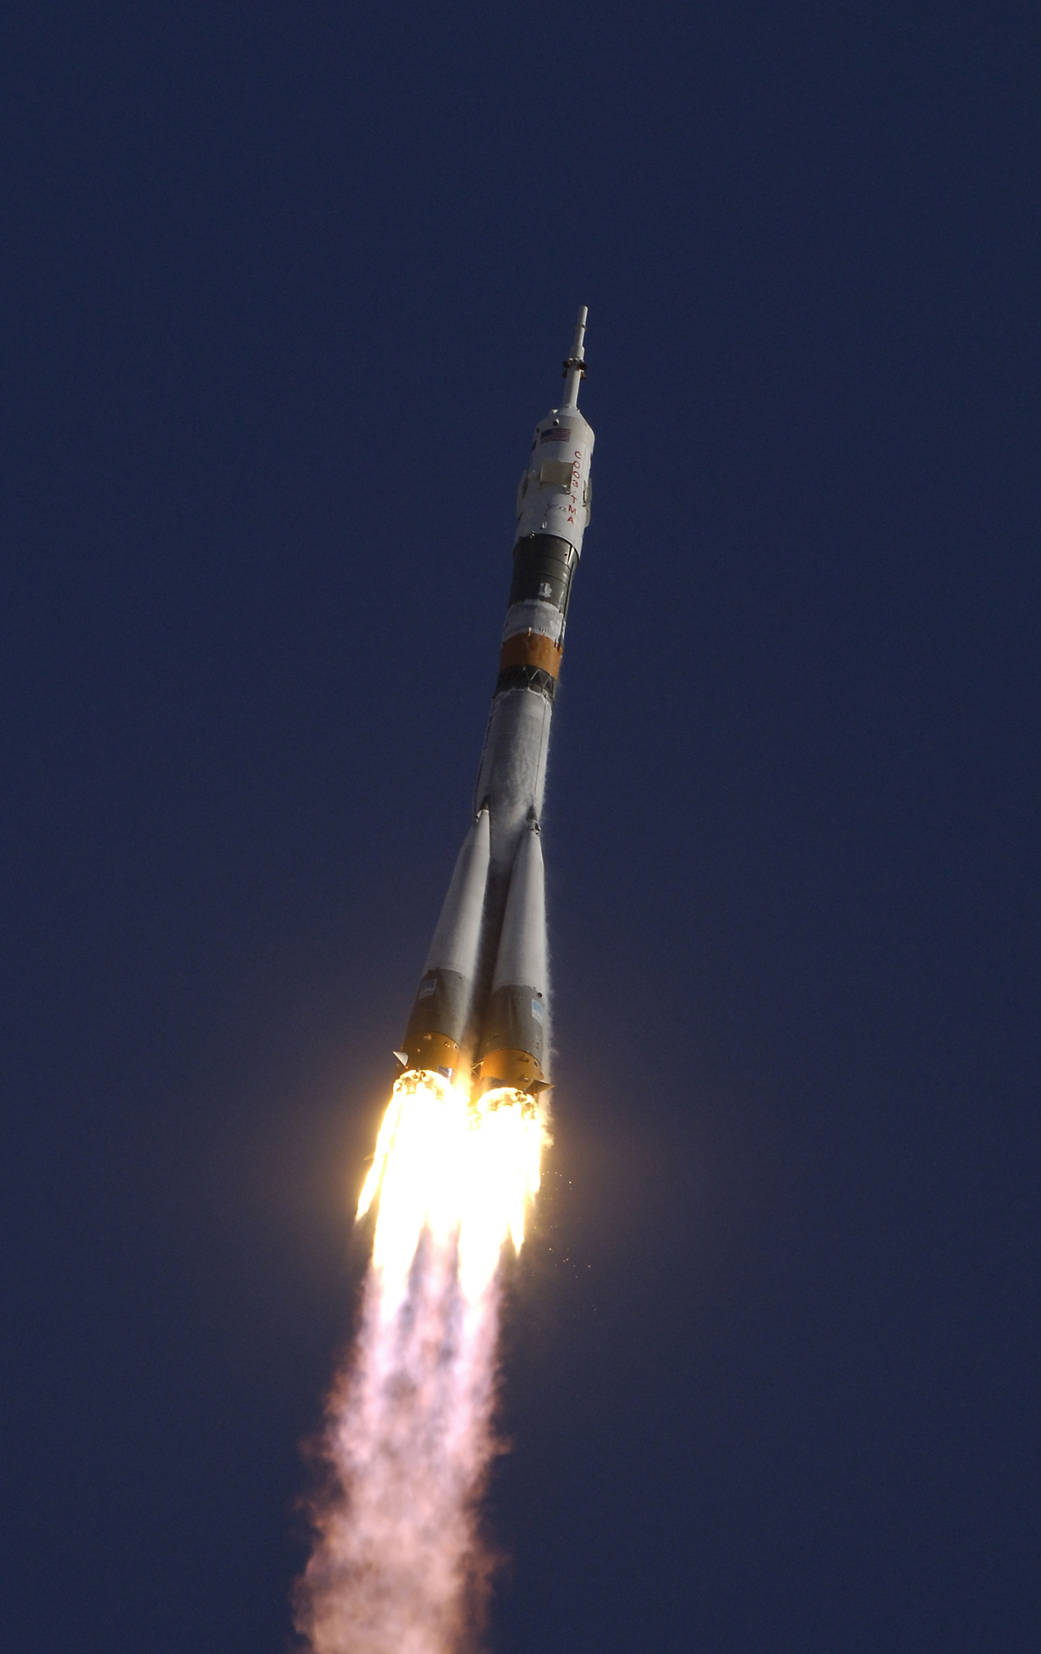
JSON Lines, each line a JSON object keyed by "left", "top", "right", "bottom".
{"left": 396, "top": 309, "right": 595, "bottom": 1100}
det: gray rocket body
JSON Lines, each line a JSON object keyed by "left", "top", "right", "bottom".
{"left": 401, "top": 312, "right": 594, "bottom": 1095}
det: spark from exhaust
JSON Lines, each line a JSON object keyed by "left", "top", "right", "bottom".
{"left": 294, "top": 1070, "right": 548, "bottom": 1654}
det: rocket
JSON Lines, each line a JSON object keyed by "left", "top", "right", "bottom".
{"left": 396, "top": 309, "right": 595, "bottom": 1100}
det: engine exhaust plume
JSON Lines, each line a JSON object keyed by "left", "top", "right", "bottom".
{"left": 294, "top": 312, "right": 594, "bottom": 1650}
{"left": 293, "top": 1073, "right": 548, "bottom": 1654}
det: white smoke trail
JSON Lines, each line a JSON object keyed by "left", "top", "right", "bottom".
{"left": 294, "top": 1073, "right": 546, "bottom": 1654}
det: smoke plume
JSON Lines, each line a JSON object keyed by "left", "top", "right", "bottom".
{"left": 294, "top": 1072, "right": 545, "bottom": 1654}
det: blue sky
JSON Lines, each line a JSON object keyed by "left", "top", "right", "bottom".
{"left": 6, "top": 3, "right": 1039, "bottom": 1649}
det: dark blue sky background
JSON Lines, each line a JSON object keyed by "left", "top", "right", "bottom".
{"left": 6, "top": 3, "right": 1039, "bottom": 1650}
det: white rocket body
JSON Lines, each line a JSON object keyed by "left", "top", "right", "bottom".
{"left": 515, "top": 408, "right": 595, "bottom": 551}
{"left": 401, "top": 311, "right": 594, "bottom": 1094}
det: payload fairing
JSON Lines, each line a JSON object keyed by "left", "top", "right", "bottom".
{"left": 397, "top": 310, "right": 595, "bottom": 1099}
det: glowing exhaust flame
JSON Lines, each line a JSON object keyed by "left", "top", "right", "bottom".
{"left": 295, "top": 1071, "right": 549, "bottom": 1654}
{"left": 360, "top": 1072, "right": 545, "bottom": 1292}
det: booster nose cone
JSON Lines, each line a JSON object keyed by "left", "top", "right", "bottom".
{"left": 474, "top": 821, "right": 550, "bottom": 1096}
{"left": 401, "top": 808, "right": 491, "bottom": 1081}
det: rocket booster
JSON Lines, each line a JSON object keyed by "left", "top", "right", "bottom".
{"left": 400, "top": 310, "right": 595, "bottom": 1097}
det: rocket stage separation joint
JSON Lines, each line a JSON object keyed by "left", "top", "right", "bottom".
{"left": 397, "top": 308, "right": 595, "bottom": 1099}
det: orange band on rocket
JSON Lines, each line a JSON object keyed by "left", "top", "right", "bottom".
{"left": 498, "top": 631, "right": 564, "bottom": 679}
